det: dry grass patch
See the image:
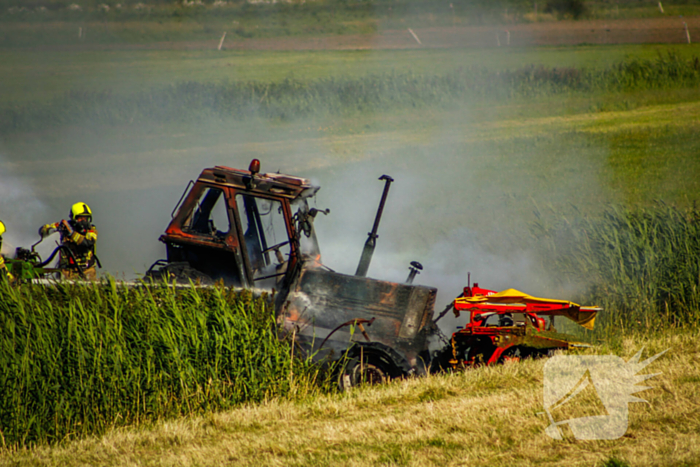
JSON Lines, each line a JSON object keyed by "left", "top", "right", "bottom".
{"left": 1, "top": 330, "right": 698, "bottom": 466}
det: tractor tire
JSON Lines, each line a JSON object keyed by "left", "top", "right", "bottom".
{"left": 337, "top": 349, "right": 401, "bottom": 391}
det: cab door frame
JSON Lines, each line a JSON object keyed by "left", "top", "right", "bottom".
{"left": 229, "top": 189, "right": 300, "bottom": 289}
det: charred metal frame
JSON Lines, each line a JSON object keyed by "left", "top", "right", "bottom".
{"left": 160, "top": 165, "right": 315, "bottom": 288}
{"left": 156, "top": 163, "right": 439, "bottom": 381}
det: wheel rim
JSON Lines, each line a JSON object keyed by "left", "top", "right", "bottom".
{"left": 353, "top": 362, "right": 387, "bottom": 385}
{"left": 339, "top": 358, "right": 390, "bottom": 390}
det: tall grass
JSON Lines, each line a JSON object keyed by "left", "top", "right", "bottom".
{"left": 2, "top": 53, "right": 698, "bottom": 134}
{"left": 534, "top": 203, "right": 700, "bottom": 333}
{"left": 0, "top": 279, "right": 319, "bottom": 448}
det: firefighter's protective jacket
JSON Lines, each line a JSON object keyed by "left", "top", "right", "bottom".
{"left": 0, "top": 244, "right": 11, "bottom": 282}
{"left": 40, "top": 220, "right": 98, "bottom": 272}
{"left": 0, "top": 254, "right": 8, "bottom": 281}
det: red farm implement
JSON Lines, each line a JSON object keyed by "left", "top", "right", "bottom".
{"left": 446, "top": 282, "right": 601, "bottom": 369}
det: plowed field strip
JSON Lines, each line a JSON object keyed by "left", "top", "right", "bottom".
{"left": 13, "top": 16, "right": 700, "bottom": 52}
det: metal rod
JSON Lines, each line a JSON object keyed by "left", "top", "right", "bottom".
{"left": 355, "top": 175, "right": 394, "bottom": 277}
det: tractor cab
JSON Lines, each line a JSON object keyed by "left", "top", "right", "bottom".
{"left": 151, "top": 159, "right": 322, "bottom": 289}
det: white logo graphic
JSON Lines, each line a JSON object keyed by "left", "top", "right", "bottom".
{"left": 541, "top": 348, "right": 667, "bottom": 440}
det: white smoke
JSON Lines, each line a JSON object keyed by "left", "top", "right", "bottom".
{"left": 0, "top": 154, "right": 51, "bottom": 257}
{"left": 311, "top": 162, "right": 547, "bottom": 334}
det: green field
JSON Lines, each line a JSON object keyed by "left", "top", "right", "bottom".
{"left": 3, "top": 45, "right": 700, "bottom": 105}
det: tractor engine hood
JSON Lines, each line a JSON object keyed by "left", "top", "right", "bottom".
{"left": 277, "top": 264, "right": 438, "bottom": 375}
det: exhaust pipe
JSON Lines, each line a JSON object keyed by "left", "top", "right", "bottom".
{"left": 355, "top": 175, "right": 394, "bottom": 277}
{"left": 405, "top": 261, "right": 423, "bottom": 284}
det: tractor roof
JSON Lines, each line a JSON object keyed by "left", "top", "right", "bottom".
{"left": 197, "top": 165, "right": 320, "bottom": 199}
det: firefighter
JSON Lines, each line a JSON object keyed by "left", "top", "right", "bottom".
{"left": 39, "top": 202, "right": 98, "bottom": 280}
{"left": 0, "top": 219, "right": 12, "bottom": 282}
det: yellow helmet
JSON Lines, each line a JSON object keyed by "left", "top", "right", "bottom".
{"left": 0, "top": 220, "right": 5, "bottom": 237}
{"left": 70, "top": 202, "right": 92, "bottom": 220}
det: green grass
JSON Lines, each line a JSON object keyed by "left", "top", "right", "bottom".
{"left": 1, "top": 330, "right": 697, "bottom": 466}
{"left": 533, "top": 203, "right": 700, "bottom": 333}
{"left": 0, "top": 279, "right": 322, "bottom": 448}
{"left": 3, "top": 52, "right": 700, "bottom": 133}
{"left": 3, "top": 45, "right": 700, "bottom": 106}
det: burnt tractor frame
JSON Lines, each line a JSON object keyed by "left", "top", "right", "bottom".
{"left": 147, "top": 160, "right": 439, "bottom": 388}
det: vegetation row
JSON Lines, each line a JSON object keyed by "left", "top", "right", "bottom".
{"left": 535, "top": 202, "right": 700, "bottom": 334}
{"left": 2, "top": 53, "right": 699, "bottom": 134}
{"left": 0, "top": 281, "right": 319, "bottom": 448}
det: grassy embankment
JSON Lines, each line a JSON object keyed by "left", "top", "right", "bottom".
{"left": 4, "top": 202, "right": 697, "bottom": 454}
{"left": 2, "top": 331, "right": 698, "bottom": 466}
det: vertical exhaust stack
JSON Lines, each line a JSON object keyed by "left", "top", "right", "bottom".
{"left": 355, "top": 175, "right": 394, "bottom": 277}
{"left": 405, "top": 261, "right": 423, "bottom": 284}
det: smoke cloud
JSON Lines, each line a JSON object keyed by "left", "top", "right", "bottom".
{"left": 1, "top": 32, "right": 607, "bottom": 341}
{"left": 0, "top": 153, "right": 51, "bottom": 257}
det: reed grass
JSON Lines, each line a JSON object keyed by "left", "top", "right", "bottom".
{"left": 2, "top": 53, "right": 698, "bottom": 134}
{"left": 0, "top": 278, "right": 320, "bottom": 449}
{"left": 534, "top": 202, "right": 700, "bottom": 333}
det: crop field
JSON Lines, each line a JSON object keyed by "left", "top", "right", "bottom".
{"left": 3, "top": 44, "right": 700, "bottom": 106}
{"left": 1, "top": 1, "right": 700, "bottom": 464}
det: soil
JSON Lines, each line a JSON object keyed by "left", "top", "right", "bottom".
{"left": 230, "top": 16, "right": 700, "bottom": 50}
{"left": 25, "top": 16, "right": 700, "bottom": 51}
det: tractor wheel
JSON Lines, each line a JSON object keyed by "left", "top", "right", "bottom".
{"left": 337, "top": 351, "right": 399, "bottom": 391}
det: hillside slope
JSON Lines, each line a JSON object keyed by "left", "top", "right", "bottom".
{"left": 3, "top": 331, "right": 698, "bottom": 467}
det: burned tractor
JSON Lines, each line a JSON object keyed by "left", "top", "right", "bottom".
{"left": 148, "top": 160, "right": 438, "bottom": 388}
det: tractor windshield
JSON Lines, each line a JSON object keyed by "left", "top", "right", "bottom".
{"left": 236, "top": 194, "right": 291, "bottom": 287}
{"left": 235, "top": 194, "right": 322, "bottom": 288}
